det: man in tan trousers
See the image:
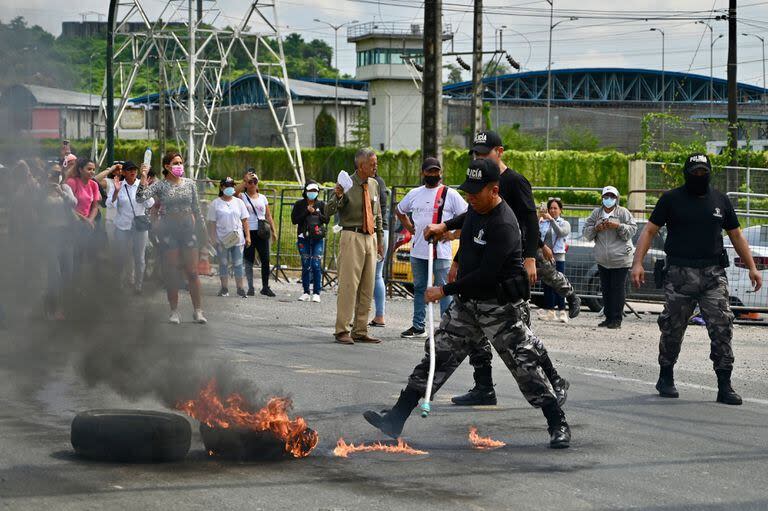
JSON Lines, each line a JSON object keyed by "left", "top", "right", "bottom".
{"left": 326, "top": 148, "right": 384, "bottom": 344}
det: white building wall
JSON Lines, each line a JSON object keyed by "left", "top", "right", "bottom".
{"left": 368, "top": 80, "right": 422, "bottom": 151}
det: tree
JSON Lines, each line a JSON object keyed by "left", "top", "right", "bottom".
{"left": 315, "top": 107, "right": 337, "bottom": 147}
{"left": 348, "top": 106, "right": 370, "bottom": 147}
{"left": 483, "top": 60, "right": 511, "bottom": 77}
{"left": 444, "top": 63, "right": 464, "bottom": 84}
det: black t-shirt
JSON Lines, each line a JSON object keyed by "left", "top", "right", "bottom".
{"left": 444, "top": 166, "right": 538, "bottom": 258}
{"left": 442, "top": 200, "right": 523, "bottom": 300}
{"left": 649, "top": 186, "right": 739, "bottom": 264}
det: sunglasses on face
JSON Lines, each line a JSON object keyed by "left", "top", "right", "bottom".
{"left": 248, "top": 180, "right": 258, "bottom": 185}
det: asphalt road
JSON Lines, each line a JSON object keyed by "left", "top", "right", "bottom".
{"left": 1, "top": 277, "right": 768, "bottom": 511}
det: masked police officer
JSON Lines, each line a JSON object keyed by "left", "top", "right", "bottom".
{"left": 426, "top": 131, "right": 576, "bottom": 407}
{"left": 364, "top": 159, "right": 571, "bottom": 448}
{"left": 631, "top": 153, "right": 762, "bottom": 405}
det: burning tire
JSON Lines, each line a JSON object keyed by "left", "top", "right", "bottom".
{"left": 71, "top": 410, "right": 191, "bottom": 463}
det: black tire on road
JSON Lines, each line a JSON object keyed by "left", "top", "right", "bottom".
{"left": 71, "top": 410, "right": 191, "bottom": 463}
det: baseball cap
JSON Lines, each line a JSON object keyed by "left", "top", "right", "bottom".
{"left": 458, "top": 159, "right": 501, "bottom": 194}
{"left": 220, "top": 177, "right": 236, "bottom": 187}
{"left": 305, "top": 182, "right": 320, "bottom": 192}
{"left": 470, "top": 131, "right": 503, "bottom": 154}
{"left": 601, "top": 185, "right": 620, "bottom": 197}
{"left": 683, "top": 153, "right": 712, "bottom": 173}
{"left": 121, "top": 160, "right": 139, "bottom": 172}
{"left": 421, "top": 157, "right": 442, "bottom": 172}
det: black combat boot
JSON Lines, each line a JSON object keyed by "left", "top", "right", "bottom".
{"left": 540, "top": 353, "right": 569, "bottom": 407}
{"left": 451, "top": 366, "right": 497, "bottom": 405}
{"left": 715, "top": 369, "right": 742, "bottom": 405}
{"left": 364, "top": 387, "right": 420, "bottom": 438}
{"left": 655, "top": 365, "right": 679, "bottom": 398}
{"left": 566, "top": 293, "right": 581, "bottom": 319}
{"left": 542, "top": 402, "right": 571, "bottom": 449}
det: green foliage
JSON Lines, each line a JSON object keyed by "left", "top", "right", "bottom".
{"left": 499, "top": 124, "right": 546, "bottom": 151}
{"left": 0, "top": 17, "right": 343, "bottom": 95}
{"left": 482, "top": 102, "right": 493, "bottom": 132}
{"left": 556, "top": 126, "right": 602, "bottom": 152}
{"left": 314, "top": 108, "right": 337, "bottom": 148}
{"left": 444, "top": 64, "right": 464, "bottom": 84}
{"left": 348, "top": 107, "right": 370, "bottom": 148}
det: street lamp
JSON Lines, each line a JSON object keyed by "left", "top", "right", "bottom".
{"left": 314, "top": 18, "right": 358, "bottom": 145}
{"left": 649, "top": 28, "right": 665, "bottom": 112}
{"left": 545, "top": 0, "right": 577, "bottom": 150}
{"left": 743, "top": 32, "right": 767, "bottom": 115}
{"left": 698, "top": 21, "right": 725, "bottom": 117}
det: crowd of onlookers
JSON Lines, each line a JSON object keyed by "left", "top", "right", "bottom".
{"left": 0, "top": 140, "right": 638, "bottom": 333}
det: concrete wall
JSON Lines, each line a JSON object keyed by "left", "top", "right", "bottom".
{"left": 445, "top": 101, "right": 768, "bottom": 152}
{"left": 368, "top": 80, "right": 422, "bottom": 151}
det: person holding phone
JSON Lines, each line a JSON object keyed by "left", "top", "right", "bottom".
{"left": 237, "top": 169, "right": 277, "bottom": 297}
{"left": 137, "top": 151, "right": 206, "bottom": 324}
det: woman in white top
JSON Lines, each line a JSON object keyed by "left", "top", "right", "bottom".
{"left": 43, "top": 164, "right": 77, "bottom": 320}
{"left": 107, "top": 160, "right": 155, "bottom": 294}
{"left": 237, "top": 169, "right": 278, "bottom": 297}
{"left": 538, "top": 198, "right": 571, "bottom": 323}
{"left": 207, "top": 177, "right": 251, "bottom": 298}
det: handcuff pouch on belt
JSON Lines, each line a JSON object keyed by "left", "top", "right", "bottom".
{"left": 497, "top": 271, "right": 531, "bottom": 305}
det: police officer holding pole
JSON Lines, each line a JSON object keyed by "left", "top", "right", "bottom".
{"left": 426, "top": 131, "right": 575, "bottom": 407}
{"left": 363, "top": 159, "right": 571, "bottom": 448}
{"left": 631, "top": 153, "right": 762, "bottom": 405}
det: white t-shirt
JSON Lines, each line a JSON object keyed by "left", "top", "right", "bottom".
{"left": 397, "top": 185, "right": 468, "bottom": 260}
{"left": 240, "top": 192, "right": 268, "bottom": 229}
{"left": 105, "top": 179, "right": 117, "bottom": 222}
{"left": 207, "top": 196, "right": 249, "bottom": 246}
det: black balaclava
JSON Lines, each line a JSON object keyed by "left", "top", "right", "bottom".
{"left": 683, "top": 153, "right": 712, "bottom": 196}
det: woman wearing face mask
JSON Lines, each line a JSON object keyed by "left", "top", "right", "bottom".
{"left": 137, "top": 151, "right": 207, "bottom": 324}
{"left": 291, "top": 180, "right": 328, "bottom": 302}
{"left": 582, "top": 186, "right": 638, "bottom": 329}
{"left": 65, "top": 158, "right": 102, "bottom": 277}
{"left": 538, "top": 197, "right": 571, "bottom": 323}
{"left": 43, "top": 164, "right": 77, "bottom": 319}
{"left": 237, "top": 169, "right": 277, "bottom": 297}
{"left": 207, "top": 177, "right": 251, "bottom": 298}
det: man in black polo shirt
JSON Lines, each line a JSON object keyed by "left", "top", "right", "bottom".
{"left": 632, "top": 153, "right": 762, "bottom": 405}
{"left": 363, "top": 159, "right": 571, "bottom": 449}
{"left": 426, "top": 131, "right": 577, "bottom": 407}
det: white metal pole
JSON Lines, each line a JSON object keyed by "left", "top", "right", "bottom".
{"left": 187, "top": 0, "right": 197, "bottom": 178}
{"left": 421, "top": 240, "right": 436, "bottom": 418}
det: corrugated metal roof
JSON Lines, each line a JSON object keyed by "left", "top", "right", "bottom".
{"left": 280, "top": 77, "right": 368, "bottom": 102}
{"left": 19, "top": 84, "right": 102, "bottom": 107}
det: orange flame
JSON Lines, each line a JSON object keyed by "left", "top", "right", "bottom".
{"left": 468, "top": 426, "right": 506, "bottom": 450}
{"left": 333, "top": 437, "right": 428, "bottom": 458}
{"left": 176, "top": 379, "right": 319, "bottom": 458}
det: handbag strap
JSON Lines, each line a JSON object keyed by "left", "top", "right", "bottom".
{"left": 243, "top": 192, "right": 259, "bottom": 221}
{"left": 124, "top": 184, "right": 138, "bottom": 217}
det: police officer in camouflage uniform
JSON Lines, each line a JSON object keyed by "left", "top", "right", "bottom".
{"left": 426, "top": 131, "right": 577, "bottom": 407}
{"left": 363, "top": 159, "right": 571, "bottom": 448}
{"left": 631, "top": 153, "right": 762, "bottom": 405}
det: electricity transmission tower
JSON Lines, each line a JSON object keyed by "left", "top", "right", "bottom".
{"left": 101, "top": 0, "right": 305, "bottom": 182}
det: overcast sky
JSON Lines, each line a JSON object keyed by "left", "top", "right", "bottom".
{"left": 6, "top": 0, "right": 768, "bottom": 87}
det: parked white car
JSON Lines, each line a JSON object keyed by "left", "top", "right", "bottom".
{"left": 723, "top": 225, "right": 768, "bottom": 310}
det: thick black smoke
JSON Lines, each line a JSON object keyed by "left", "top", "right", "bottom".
{"left": 0, "top": 147, "right": 273, "bottom": 413}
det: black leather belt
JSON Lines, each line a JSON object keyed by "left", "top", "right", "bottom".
{"left": 342, "top": 226, "right": 373, "bottom": 234}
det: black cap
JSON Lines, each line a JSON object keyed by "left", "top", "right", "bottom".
{"left": 683, "top": 153, "right": 712, "bottom": 173}
{"left": 458, "top": 159, "right": 501, "bottom": 194}
{"left": 421, "top": 157, "right": 442, "bottom": 172}
{"left": 121, "top": 160, "right": 139, "bottom": 172}
{"left": 220, "top": 176, "right": 236, "bottom": 187}
{"left": 470, "top": 131, "right": 503, "bottom": 154}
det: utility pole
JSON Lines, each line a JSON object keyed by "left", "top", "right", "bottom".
{"left": 650, "top": 27, "right": 665, "bottom": 146}
{"left": 546, "top": 3, "right": 577, "bottom": 150}
{"left": 422, "top": 0, "right": 442, "bottom": 159}
{"left": 106, "top": 0, "right": 117, "bottom": 165}
{"left": 470, "top": 0, "right": 483, "bottom": 137}
{"left": 727, "top": 0, "right": 738, "bottom": 168}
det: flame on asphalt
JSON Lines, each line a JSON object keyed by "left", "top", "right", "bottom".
{"left": 468, "top": 426, "right": 506, "bottom": 450}
{"left": 333, "top": 437, "right": 428, "bottom": 458}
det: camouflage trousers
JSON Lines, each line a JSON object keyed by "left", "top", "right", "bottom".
{"left": 407, "top": 297, "right": 556, "bottom": 408}
{"left": 536, "top": 248, "right": 574, "bottom": 298}
{"left": 658, "top": 265, "right": 735, "bottom": 371}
